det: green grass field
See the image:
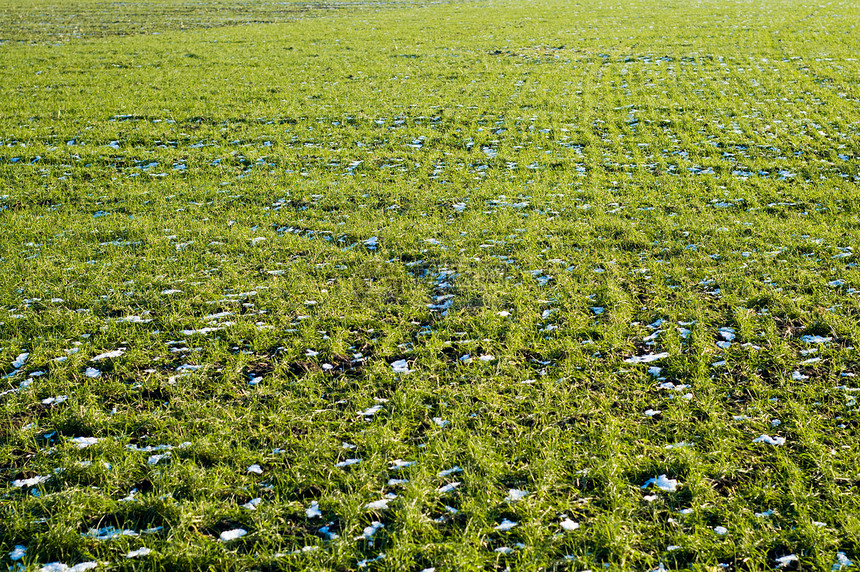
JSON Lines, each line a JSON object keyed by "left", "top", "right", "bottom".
{"left": 1, "top": 0, "right": 859, "bottom": 569}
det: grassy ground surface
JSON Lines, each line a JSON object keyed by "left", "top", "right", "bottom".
{"left": 0, "top": 0, "right": 859, "bottom": 570}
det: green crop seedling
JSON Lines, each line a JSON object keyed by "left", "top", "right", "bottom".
{"left": 0, "top": 0, "right": 858, "bottom": 569}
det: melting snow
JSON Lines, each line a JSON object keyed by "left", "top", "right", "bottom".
{"left": 641, "top": 475, "right": 678, "bottom": 492}
{"left": 241, "top": 498, "right": 262, "bottom": 510}
{"left": 753, "top": 434, "right": 785, "bottom": 446}
{"left": 12, "top": 352, "right": 29, "bottom": 369}
{"left": 834, "top": 552, "right": 853, "bottom": 570}
{"left": 69, "top": 437, "right": 100, "bottom": 448}
{"left": 775, "top": 555, "right": 798, "bottom": 568}
{"left": 306, "top": 501, "right": 322, "bottom": 518}
{"left": 12, "top": 475, "right": 50, "bottom": 488}
{"left": 91, "top": 349, "right": 125, "bottom": 361}
{"left": 437, "top": 482, "right": 461, "bottom": 494}
{"left": 9, "top": 545, "right": 26, "bottom": 561}
{"left": 437, "top": 466, "right": 462, "bottom": 477}
{"left": 365, "top": 498, "right": 391, "bottom": 510}
{"left": 83, "top": 526, "right": 138, "bottom": 540}
{"left": 391, "top": 359, "right": 412, "bottom": 373}
{"left": 39, "top": 563, "right": 99, "bottom": 572}
{"left": 625, "top": 352, "right": 669, "bottom": 364}
{"left": 357, "top": 521, "right": 384, "bottom": 540}
{"left": 219, "top": 529, "right": 247, "bottom": 542}
{"left": 359, "top": 405, "right": 383, "bottom": 417}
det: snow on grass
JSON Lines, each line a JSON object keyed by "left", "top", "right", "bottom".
{"left": 219, "top": 529, "right": 247, "bottom": 542}
{"left": 1, "top": 2, "right": 858, "bottom": 569}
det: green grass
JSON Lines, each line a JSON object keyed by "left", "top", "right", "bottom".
{"left": 0, "top": 0, "right": 859, "bottom": 569}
